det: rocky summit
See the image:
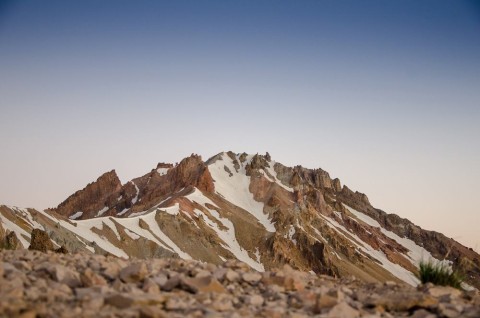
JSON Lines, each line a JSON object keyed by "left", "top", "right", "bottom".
{"left": 0, "top": 151, "right": 479, "bottom": 311}
{"left": 1, "top": 249, "right": 479, "bottom": 318}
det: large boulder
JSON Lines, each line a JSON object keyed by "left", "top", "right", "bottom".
{"left": 5, "top": 231, "right": 21, "bottom": 250}
{"left": 29, "top": 229, "right": 54, "bottom": 252}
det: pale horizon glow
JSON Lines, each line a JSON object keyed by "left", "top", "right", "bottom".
{"left": 0, "top": 1, "right": 479, "bottom": 250}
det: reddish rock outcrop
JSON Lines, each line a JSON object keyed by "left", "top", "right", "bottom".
{"left": 49, "top": 170, "right": 122, "bottom": 219}
{"left": 172, "top": 154, "right": 214, "bottom": 193}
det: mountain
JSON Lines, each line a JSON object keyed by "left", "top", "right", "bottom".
{"left": 1, "top": 151, "right": 479, "bottom": 289}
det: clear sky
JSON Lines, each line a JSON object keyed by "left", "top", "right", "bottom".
{"left": 1, "top": 1, "right": 479, "bottom": 249}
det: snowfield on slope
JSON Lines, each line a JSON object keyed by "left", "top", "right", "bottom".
{"left": 207, "top": 153, "right": 276, "bottom": 232}
{"left": 35, "top": 204, "right": 192, "bottom": 260}
{"left": 260, "top": 163, "right": 294, "bottom": 193}
{"left": 320, "top": 213, "right": 420, "bottom": 286}
{"left": 344, "top": 204, "right": 437, "bottom": 265}
{"left": 187, "top": 189, "right": 265, "bottom": 271}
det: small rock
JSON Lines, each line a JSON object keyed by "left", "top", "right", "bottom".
{"left": 105, "top": 293, "right": 167, "bottom": 309}
{"left": 165, "top": 296, "right": 189, "bottom": 311}
{"left": 181, "top": 275, "right": 226, "bottom": 293}
{"left": 152, "top": 273, "right": 168, "bottom": 287}
{"left": 75, "top": 286, "right": 110, "bottom": 299}
{"left": 81, "top": 268, "right": 107, "bottom": 287}
{"left": 81, "top": 296, "right": 105, "bottom": 311}
{"left": 314, "top": 294, "right": 338, "bottom": 312}
{"left": 101, "top": 261, "right": 122, "bottom": 280}
{"left": 437, "top": 303, "right": 462, "bottom": 318}
{"left": 366, "top": 291, "right": 438, "bottom": 311}
{"left": 242, "top": 272, "right": 262, "bottom": 285}
{"left": 119, "top": 262, "right": 148, "bottom": 283}
{"left": 328, "top": 289, "right": 345, "bottom": 302}
{"left": 262, "top": 274, "right": 286, "bottom": 287}
{"left": 213, "top": 267, "right": 228, "bottom": 281}
{"left": 327, "top": 301, "right": 360, "bottom": 318}
{"left": 12, "top": 260, "right": 32, "bottom": 272}
{"left": 259, "top": 308, "right": 284, "bottom": 318}
{"left": 195, "top": 269, "right": 211, "bottom": 279}
{"left": 211, "top": 294, "right": 234, "bottom": 311}
{"left": 36, "top": 262, "right": 81, "bottom": 288}
{"left": 410, "top": 309, "right": 437, "bottom": 318}
{"left": 384, "top": 281, "right": 397, "bottom": 287}
{"left": 55, "top": 245, "right": 69, "bottom": 254}
{"left": 281, "top": 265, "right": 307, "bottom": 291}
{"left": 161, "top": 275, "right": 180, "bottom": 291}
{"left": 139, "top": 306, "right": 167, "bottom": 318}
{"left": 18, "top": 310, "right": 37, "bottom": 318}
{"left": 142, "top": 278, "right": 160, "bottom": 294}
{"left": 225, "top": 269, "right": 240, "bottom": 282}
{"left": 427, "top": 286, "right": 462, "bottom": 299}
{"left": 249, "top": 295, "right": 264, "bottom": 306}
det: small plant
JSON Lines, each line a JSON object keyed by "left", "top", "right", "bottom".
{"left": 417, "top": 260, "right": 464, "bottom": 289}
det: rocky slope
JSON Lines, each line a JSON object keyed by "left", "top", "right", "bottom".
{"left": 1, "top": 249, "right": 479, "bottom": 318}
{"left": 1, "top": 151, "right": 479, "bottom": 290}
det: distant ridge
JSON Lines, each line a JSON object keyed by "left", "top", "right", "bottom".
{"left": 1, "top": 151, "right": 479, "bottom": 289}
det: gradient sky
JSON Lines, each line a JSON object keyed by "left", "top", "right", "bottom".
{"left": 1, "top": 1, "right": 479, "bottom": 250}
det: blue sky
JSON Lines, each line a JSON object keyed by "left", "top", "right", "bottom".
{"left": 0, "top": 0, "right": 479, "bottom": 249}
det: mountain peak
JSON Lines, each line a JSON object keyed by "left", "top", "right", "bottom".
{"left": 5, "top": 151, "right": 478, "bottom": 290}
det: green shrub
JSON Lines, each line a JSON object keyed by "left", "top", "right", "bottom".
{"left": 418, "top": 260, "right": 464, "bottom": 289}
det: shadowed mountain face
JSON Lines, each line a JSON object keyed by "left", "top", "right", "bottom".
{"left": 1, "top": 151, "right": 479, "bottom": 289}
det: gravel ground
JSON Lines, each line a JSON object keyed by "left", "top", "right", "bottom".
{"left": 1, "top": 250, "right": 479, "bottom": 318}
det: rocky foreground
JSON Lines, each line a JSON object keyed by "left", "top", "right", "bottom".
{"left": 0, "top": 250, "right": 479, "bottom": 318}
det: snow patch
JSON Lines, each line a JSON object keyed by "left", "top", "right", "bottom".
{"left": 117, "top": 208, "right": 129, "bottom": 216}
{"left": 70, "top": 211, "right": 83, "bottom": 220}
{"left": 37, "top": 207, "right": 192, "bottom": 260}
{"left": 187, "top": 188, "right": 265, "bottom": 271}
{"left": 38, "top": 211, "right": 129, "bottom": 258}
{"left": 345, "top": 205, "right": 437, "bottom": 265}
{"left": 160, "top": 203, "right": 181, "bottom": 216}
{"left": 124, "top": 228, "right": 140, "bottom": 240}
{"left": 284, "top": 226, "right": 297, "bottom": 245}
{"left": 128, "top": 210, "right": 149, "bottom": 218}
{"left": 263, "top": 162, "right": 294, "bottom": 192}
{"left": 320, "top": 214, "right": 420, "bottom": 286}
{"left": 254, "top": 247, "right": 261, "bottom": 263}
{"left": 157, "top": 167, "right": 169, "bottom": 176}
{"left": 96, "top": 206, "right": 109, "bottom": 217}
{"left": 12, "top": 207, "right": 44, "bottom": 230}
{"left": 208, "top": 153, "right": 275, "bottom": 232}
{"left": 131, "top": 182, "right": 140, "bottom": 205}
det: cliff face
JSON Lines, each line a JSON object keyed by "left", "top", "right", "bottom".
{"left": 336, "top": 186, "right": 480, "bottom": 287}
{"left": 48, "top": 170, "right": 122, "bottom": 219}
{"left": 2, "top": 151, "right": 479, "bottom": 290}
{"left": 47, "top": 154, "right": 214, "bottom": 221}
